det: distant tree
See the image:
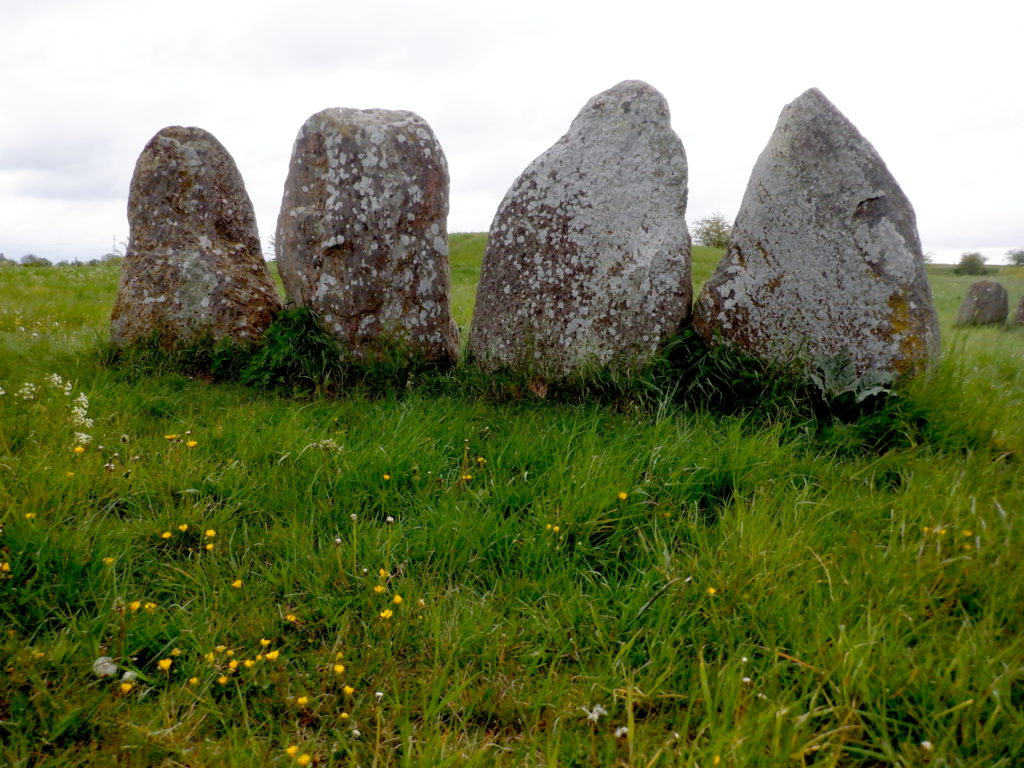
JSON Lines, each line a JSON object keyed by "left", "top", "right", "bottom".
{"left": 0, "top": 253, "right": 15, "bottom": 267}
{"left": 20, "top": 254, "right": 52, "bottom": 267}
{"left": 692, "top": 213, "right": 732, "bottom": 249}
{"left": 953, "top": 252, "right": 988, "bottom": 275}
{"left": 1007, "top": 248, "right": 1024, "bottom": 267}
{"left": 101, "top": 252, "right": 124, "bottom": 264}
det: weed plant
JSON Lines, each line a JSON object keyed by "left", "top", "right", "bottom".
{"left": 0, "top": 245, "right": 1022, "bottom": 766}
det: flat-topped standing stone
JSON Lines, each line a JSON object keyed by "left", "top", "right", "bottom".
{"left": 693, "top": 88, "right": 939, "bottom": 377}
{"left": 111, "top": 126, "right": 281, "bottom": 348}
{"left": 954, "top": 280, "right": 1008, "bottom": 325}
{"left": 469, "top": 80, "right": 691, "bottom": 378}
{"left": 276, "top": 108, "right": 458, "bottom": 365}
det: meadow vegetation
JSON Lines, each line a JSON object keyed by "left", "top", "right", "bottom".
{"left": 1, "top": 239, "right": 1022, "bottom": 766}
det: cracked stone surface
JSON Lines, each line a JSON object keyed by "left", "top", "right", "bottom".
{"left": 111, "top": 126, "right": 281, "bottom": 348}
{"left": 275, "top": 108, "right": 459, "bottom": 365}
{"left": 468, "top": 80, "right": 691, "bottom": 378}
{"left": 693, "top": 88, "right": 939, "bottom": 377}
{"left": 955, "top": 280, "right": 1008, "bottom": 325}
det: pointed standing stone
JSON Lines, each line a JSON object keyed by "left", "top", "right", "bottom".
{"left": 693, "top": 89, "right": 939, "bottom": 377}
{"left": 276, "top": 108, "right": 459, "bottom": 365}
{"left": 469, "top": 80, "right": 691, "bottom": 378}
{"left": 111, "top": 127, "right": 281, "bottom": 348}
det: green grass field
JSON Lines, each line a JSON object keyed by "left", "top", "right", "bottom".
{"left": 1, "top": 242, "right": 1022, "bottom": 767}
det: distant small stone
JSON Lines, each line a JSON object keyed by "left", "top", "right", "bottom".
{"left": 111, "top": 126, "right": 281, "bottom": 348}
{"left": 693, "top": 88, "right": 939, "bottom": 377}
{"left": 469, "top": 80, "right": 691, "bottom": 378}
{"left": 276, "top": 108, "right": 459, "bottom": 365}
{"left": 954, "top": 280, "right": 1008, "bottom": 326}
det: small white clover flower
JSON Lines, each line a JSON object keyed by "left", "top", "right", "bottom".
{"left": 92, "top": 656, "right": 118, "bottom": 678}
{"left": 385, "top": 515, "right": 395, "bottom": 524}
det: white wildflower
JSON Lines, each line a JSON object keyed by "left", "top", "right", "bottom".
{"left": 92, "top": 656, "right": 118, "bottom": 678}
{"left": 581, "top": 704, "right": 607, "bottom": 723}
{"left": 921, "top": 741, "right": 934, "bottom": 752}
{"left": 121, "top": 670, "right": 137, "bottom": 682}
{"left": 385, "top": 515, "right": 395, "bottom": 524}
{"left": 351, "top": 729, "right": 361, "bottom": 739}
{"left": 16, "top": 382, "right": 36, "bottom": 400}
{"left": 375, "top": 691, "right": 384, "bottom": 702}
{"left": 74, "top": 432, "right": 92, "bottom": 445}
{"left": 614, "top": 726, "right": 628, "bottom": 739}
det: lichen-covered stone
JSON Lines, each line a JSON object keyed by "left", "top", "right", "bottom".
{"left": 111, "top": 126, "right": 281, "bottom": 348}
{"left": 693, "top": 88, "right": 939, "bottom": 377}
{"left": 955, "top": 280, "right": 1008, "bottom": 325}
{"left": 468, "top": 80, "right": 691, "bottom": 378}
{"left": 275, "top": 108, "right": 458, "bottom": 365}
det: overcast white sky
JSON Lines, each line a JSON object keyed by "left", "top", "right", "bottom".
{"left": 1, "top": 0, "right": 1021, "bottom": 264}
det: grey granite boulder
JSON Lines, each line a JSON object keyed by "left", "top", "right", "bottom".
{"left": 693, "top": 88, "right": 939, "bottom": 377}
{"left": 111, "top": 126, "right": 281, "bottom": 348}
{"left": 275, "top": 108, "right": 459, "bottom": 365}
{"left": 469, "top": 80, "right": 691, "bottom": 378}
{"left": 954, "top": 280, "right": 1008, "bottom": 325}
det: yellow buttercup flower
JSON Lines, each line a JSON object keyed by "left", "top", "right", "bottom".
{"left": 265, "top": 650, "right": 280, "bottom": 661}
{"left": 343, "top": 685, "right": 355, "bottom": 696}
{"left": 0, "top": 562, "right": 10, "bottom": 573}
{"left": 119, "top": 682, "right": 134, "bottom": 694}
{"left": 177, "top": 524, "right": 188, "bottom": 532}
{"left": 333, "top": 663, "right": 346, "bottom": 674}
{"left": 296, "top": 695, "right": 309, "bottom": 706}
{"left": 260, "top": 638, "right": 271, "bottom": 647}
{"left": 297, "top": 755, "right": 311, "bottom": 767}
{"left": 284, "top": 614, "right": 297, "bottom": 623}
{"left": 205, "top": 529, "right": 216, "bottom": 538}
{"left": 128, "top": 601, "right": 141, "bottom": 612}
{"left": 161, "top": 531, "right": 172, "bottom": 539}
{"left": 706, "top": 587, "right": 718, "bottom": 596}
{"left": 188, "top": 676, "right": 199, "bottom": 685}
{"left": 244, "top": 659, "right": 255, "bottom": 668}
{"left": 102, "top": 557, "right": 114, "bottom": 565}
{"left": 217, "top": 675, "right": 229, "bottom": 684}
{"left": 24, "top": 513, "right": 36, "bottom": 519}
{"left": 186, "top": 440, "right": 198, "bottom": 448}
{"left": 392, "top": 594, "right": 403, "bottom": 605}
{"left": 228, "top": 660, "right": 239, "bottom": 670}
{"left": 164, "top": 434, "right": 179, "bottom": 440}
{"left": 382, "top": 473, "right": 391, "bottom": 481}
{"left": 158, "top": 658, "right": 172, "bottom": 672}
{"left": 205, "top": 543, "right": 214, "bottom": 551}
{"left": 231, "top": 579, "right": 243, "bottom": 589}
{"left": 373, "top": 585, "right": 386, "bottom": 594}
{"left": 285, "top": 746, "right": 299, "bottom": 757}
{"left": 73, "top": 445, "right": 85, "bottom": 454}
{"left": 379, "top": 609, "right": 394, "bottom": 619}
{"left": 618, "top": 491, "right": 629, "bottom": 501}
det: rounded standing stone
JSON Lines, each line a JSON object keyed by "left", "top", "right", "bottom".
{"left": 275, "top": 108, "right": 459, "bottom": 365}
{"left": 469, "top": 80, "right": 691, "bottom": 378}
{"left": 111, "top": 126, "right": 281, "bottom": 348}
{"left": 954, "top": 280, "right": 1009, "bottom": 326}
{"left": 693, "top": 88, "right": 939, "bottom": 377}
{"left": 1012, "top": 295, "right": 1024, "bottom": 326}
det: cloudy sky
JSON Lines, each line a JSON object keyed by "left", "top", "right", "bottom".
{"left": 1, "top": 0, "right": 1021, "bottom": 264}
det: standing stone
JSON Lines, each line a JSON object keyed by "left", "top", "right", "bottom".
{"left": 1012, "top": 295, "right": 1024, "bottom": 326}
{"left": 954, "top": 280, "right": 1008, "bottom": 325}
{"left": 275, "top": 108, "right": 458, "bottom": 365}
{"left": 693, "top": 88, "right": 939, "bottom": 377}
{"left": 111, "top": 126, "right": 281, "bottom": 348}
{"left": 469, "top": 80, "right": 691, "bottom": 378}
